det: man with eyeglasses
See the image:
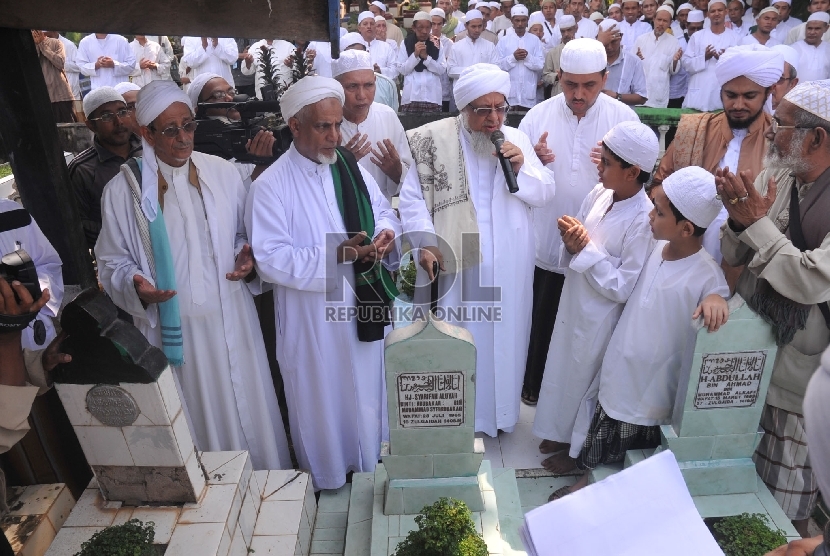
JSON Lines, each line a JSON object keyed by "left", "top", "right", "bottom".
{"left": 769, "top": 44, "right": 799, "bottom": 112}
{"left": 717, "top": 80, "right": 830, "bottom": 539}
{"left": 519, "top": 38, "right": 637, "bottom": 468}
{"left": 95, "top": 81, "right": 291, "bottom": 473}
{"left": 399, "top": 63, "right": 554, "bottom": 438}
{"left": 114, "top": 82, "right": 142, "bottom": 136}
{"left": 68, "top": 87, "right": 143, "bottom": 250}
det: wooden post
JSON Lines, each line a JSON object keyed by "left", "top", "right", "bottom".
{"left": 0, "top": 28, "right": 95, "bottom": 289}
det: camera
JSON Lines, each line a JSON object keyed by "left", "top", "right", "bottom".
{"left": 193, "top": 94, "right": 293, "bottom": 166}
{"left": 0, "top": 248, "right": 42, "bottom": 303}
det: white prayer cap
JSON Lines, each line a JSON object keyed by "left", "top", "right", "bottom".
{"left": 453, "top": 63, "right": 511, "bottom": 110}
{"left": 469, "top": 0, "right": 477, "bottom": 5}
{"left": 375, "top": 15, "right": 387, "bottom": 22}
{"left": 561, "top": 38, "right": 608, "bottom": 74}
{"left": 431, "top": 7, "right": 447, "bottom": 19}
{"left": 715, "top": 44, "right": 783, "bottom": 87}
{"left": 466, "top": 8, "right": 484, "bottom": 21}
{"left": 280, "top": 76, "right": 345, "bottom": 122}
{"left": 489, "top": 1, "right": 501, "bottom": 8}
{"left": 708, "top": 0, "right": 726, "bottom": 8}
{"left": 331, "top": 50, "right": 373, "bottom": 78}
{"left": 541, "top": 0, "right": 557, "bottom": 4}
{"left": 602, "top": 121, "right": 659, "bottom": 173}
{"left": 663, "top": 0, "right": 675, "bottom": 5}
{"left": 529, "top": 11, "right": 546, "bottom": 25}
{"left": 656, "top": 5, "right": 674, "bottom": 16}
{"left": 358, "top": 11, "right": 375, "bottom": 23}
{"left": 771, "top": 44, "right": 800, "bottom": 74}
{"left": 589, "top": 11, "right": 605, "bottom": 21}
{"left": 687, "top": 10, "right": 705, "bottom": 22}
{"left": 662, "top": 167, "right": 722, "bottom": 228}
{"left": 340, "top": 32, "right": 369, "bottom": 51}
{"left": 559, "top": 14, "right": 578, "bottom": 29}
{"left": 808, "top": 11, "right": 830, "bottom": 23}
{"left": 677, "top": 2, "right": 694, "bottom": 11}
{"left": 608, "top": 3, "right": 622, "bottom": 11}
{"left": 187, "top": 72, "right": 223, "bottom": 108}
{"left": 783, "top": 80, "right": 830, "bottom": 123}
{"left": 414, "top": 11, "right": 432, "bottom": 21}
{"left": 371, "top": 1, "right": 387, "bottom": 11}
{"left": 512, "top": 4, "right": 529, "bottom": 16}
{"left": 599, "top": 18, "right": 619, "bottom": 31}
{"left": 758, "top": 6, "right": 779, "bottom": 16}
{"left": 83, "top": 86, "right": 125, "bottom": 117}
{"left": 772, "top": 0, "right": 791, "bottom": 5}
{"left": 113, "top": 82, "right": 141, "bottom": 95}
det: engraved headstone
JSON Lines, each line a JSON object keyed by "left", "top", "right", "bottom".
{"left": 86, "top": 385, "right": 139, "bottom": 427}
{"left": 397, "top": 371, "right": 465, "bottom": 428}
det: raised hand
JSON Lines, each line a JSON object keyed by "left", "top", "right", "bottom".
{"left": 227, "top": 244, "right": 255, "bottom": 281}
{"left": 715, "top": 168, "right": 776, "bottom": 228}
{"left": 370, "top": 139, "right": 404, "bottom": 183}
{"left": 133, "top": 275, "right": 176, "bottom": 305}
{"left": 534, "top": 132, "right": 555, "bottom": 165}
{"left": 344, "top": 133, "right": 373, "bottom": 160}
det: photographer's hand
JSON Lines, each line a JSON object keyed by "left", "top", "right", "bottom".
{"left": 0, "top": 278, "right": 50, "bottom": 387}
{"left": 247, "top": 129, "right": 276, "bottom": 180}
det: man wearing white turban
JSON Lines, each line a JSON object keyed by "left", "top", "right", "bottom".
{"left": 399, "top": 63, "right": 555, "bottom": 437}
{"left": 245, "top": 76, "right": 401, "bottom": 490}
{"left": 681, "top": 0, "right": 740, "bottom": 110}
{"left": 95, "top": 81, "right": 291, "bottom": 473}
{"left": 518, "top": 38, "right": 638, "bottom": 413}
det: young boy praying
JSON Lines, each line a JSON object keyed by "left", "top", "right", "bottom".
{"left": 550, "top": 166, "right": 730, "bottom": 500}
{"left": 533, "top": 121, "right": 659, "bottom": 475}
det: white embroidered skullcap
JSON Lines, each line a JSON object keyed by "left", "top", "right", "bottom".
{"left": 541, "top": 0, "right": 557, "bottom": 4}
{"left": 113, "top": 82, "right": 141, "bottom": 95}
{"left": 715, "top": 44, "right": 783, "bottom": 87}
{"left": 771, "top": 44, "right": 799, "bottom": 74}
{"left": 489, "top": 1, "right": 501, "bottom": 8}
{"left": 413, "top": 11, "right": 431, "bottom": 21}
{"left": 453, "top": 63, "right": 511, "bottom": 110}
{"left": 529, "top": 11, "right": 546, "bottom": 25}
{"left": 82, "top": 86, "right": 125, "bottom": 117}
{"left": 599, "top": 18, "right": 619, "bottom": 31}
{"left": 663, "top": 0, "right": 675, "bottom": 5}
{"left": 431, "top": 7, "right": 446, "bottom": 19}
{"left": 590, "top": 11, "right": 605, "bottom": 21}
{"left": 687, "top": 10, "right": 705, "bottom": 22}
{"left": 783, "top": 80, "right": 830, "bottom": 123}
{"left": 372, "top": 0, "right": 387, "bottom": 11}
{"left": 332, "top": 50, "right": 374, "bottom": 78}
{"left": 758, "top": 6, "right": 779, "bottom": 16}
{"left": 662, "top": 166, "right": 722, "bottom": 228}
{"left": 512, "top": 4, "right": 529, "bottom": 16}
{"left": 187, "top": 72, "right": 223, "bottom": 108}
{"left": 280, "top": 76, "right": 345, "bottom": 121}
{"left": 657, "top": 5, "right": 674, "bottom": 16}
{"left": 808, "top": 11, "right": 830, "bottom": 23}
{"left": 608, "top": 3, "right": 622, "bottom": 10}
{"left": 677, "top": 2, "right": 694, "bottom": 10}
{"left": 375, "top": 15, "right": 387, "bottom": 22}
{"left": 559, "top": 14, "right": 578, "bottom": 29}
{"left": 561, "top": 38, "right": 608, "bottom": 73}
{"left": 772, "top": 0, "right": 791, "bottom": 5}
{"left": 708, "top": 0, "right": 726, "bottom": 8}
{"left": 603, "top": 121, "right": 659, "bottom": 173}
{"left": 358, "top": 11, "right": 375, "bottom": 23}
{"left": 466, "top": 8, "right": 484, "bottom": 21}
{"left": 341, "top": 32, "right": 369, "bottom": 51}
{"left": 134, "top": 80, "right": 193, "bottom": 221}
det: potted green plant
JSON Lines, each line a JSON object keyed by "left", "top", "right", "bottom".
{"left": 394, "top": 497, "right": 488, "bottom": 556}
{"left": 705, "top": 513, "right": 787, "bottom": 556}
{"left": 74, "top": 518, "right": 156, "bottom": 556}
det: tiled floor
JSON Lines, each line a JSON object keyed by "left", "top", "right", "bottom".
{"left": 477, "top": 401, "right": 562, "bottom": 472}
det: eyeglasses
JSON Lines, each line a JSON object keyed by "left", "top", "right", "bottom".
{"left": 150, "top": 121, "right": 199, "bottom": 137}
{"left": 469, "top": 103, "right": 510, "bottom": 116}
{"left": 88, "top": 108, "right": 132, "bottom": 123}
{"left": 776, "top": 75, "right": 795, "bottom": 85}
{"left": 205, "top": 88, "right": 238, "bottom": 101}
{"left": 770, "top": 119, "right": 811, "bottom": 134}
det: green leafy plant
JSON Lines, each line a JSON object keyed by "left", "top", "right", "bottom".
{"left": 394, "top": 498, "right": 488, "bottom": 556}
{"left": 74, "top": 518, "right": 156, "bottom": 556}
{"left": 399, "top": 258, "right": 417, "bottom": 299}
{"left": 712, "top": 513, "right": 787, "bottom": 556}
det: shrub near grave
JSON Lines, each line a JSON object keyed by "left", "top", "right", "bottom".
{"left": 710, "top": 513, "right": 787, "bottom": 556}
{"left": 74, "top": 518, "right": 156, "bottom": 556}
{"left": 394, "top": 497, "right": 488, "bottom": 556}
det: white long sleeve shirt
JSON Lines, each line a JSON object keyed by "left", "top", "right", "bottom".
{"left": 619, "top": 19, "right": 653, "bottom": 52}
{"left": 447, "top": 36, "right": 500, "bottom": 80}
{"left": 681, "top": 28, "right": 739, "bottom": 111}
{"left": 368, "top": 39, "right": 399, "bottom": 79}
{"left": 540, "top": 19, "right": 562, "bottom": 51}
{"left": 129, "top": 39, "right": 171, "bottom": 87}
{"left": 241, "top": 39, "right": 295, "bottom": 99}
{"left": 181, "top": 37, "right": 239, "bottom": 87}
{"left": 59, "top": 35, "right": 81, "bottom": 100}
{"left": 398, "top": 40, "right": 447, "bottom": 106}
{"left": 635, "top": 30, "right": 680, "bottom": 108}
{"left": 791, "top": 40, "right": 830, "bottom": 82}
{"left": 76, "top": 34, "right": 136, "bottom": 90}
{"left": 497, "top": 31, "right": 545, "bottom": 108}
{"left": 576, "top": 17, "right": 599, "bottom": 39}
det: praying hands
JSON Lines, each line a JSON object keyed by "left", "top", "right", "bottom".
{"left": 226, "top": 244, "right": 256, "bottom": 281}
{"left": 558, "top": 215, "right": 589, "bottom": 254}
{"left": 370, "top": 139, "right": 404, "bottom": 184}
{"left": 714, "top": 167, "right": 777, "bottom": 229}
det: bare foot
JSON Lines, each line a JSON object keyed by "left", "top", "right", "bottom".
{"left": 539, "top": 440, "right": 570, "bottom": 454}
{"left": 541, "top": 452, "right": 578, "bottom": 474}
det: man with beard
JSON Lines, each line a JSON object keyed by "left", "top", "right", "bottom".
{"left": 635, "top": 5, "right": 683, "bottom": 108}
{"left": 655, "top": 45, "right": 782, "bottom": 264}
{"left": 399, "top": 63, "right": 554, "bottom": 438}
{"left": 769, "top": 44, "right": 800, "bottom": 112}
{"left": 68, "top": 87, "right": 142, "bottom": 250}
{"left": 717, "top": 80, "right": 830, "bottom": 537}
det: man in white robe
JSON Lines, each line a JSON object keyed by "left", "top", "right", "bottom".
{"left": 357, "top": 11, "right": 399, "bottom": 79}
{"left": 334, "top": 50, "right": 414, "bottom": 202}
{"left": 770, "top": 0, "right": 802, "bottom": 42}
{"left": 245, "top": 76, "right": 401, "bottom": 490}
{"left": 619, "top": 0, "right": 654, "bottom": 52}
{"left": 448, "top": 10, "right": 501, "bottom": 83}
{"left": 76, "top": 33, "right": 136, "bottom": 90}
{"left": 539, "top": 0, "right": 563, "bottom": 50}
{"left": 130, "top": 36, "right": 171, "bottom": 88}
{"left": 398, "top": 11, "right": 448, "bottom": 113}
{"left": 783, "top": 0, "right": 830, "bottom": 43}
{"left": 497, "top": 4, "right": 546, "bottom": 110}
{"left": 635, "top": 6, "right": 682, "bottom": 107}
{"left": 682, "top": 0, "right": 739, "bottom": 110}
{"left": 791, "top": 13, "right": 830, "bottom": 81}
{"left": 240, "top": 39, "right": 296, "bottom": 99}
{"left": 399, "top": 63, "right": 555, "bottom": 437}
{"left": 518, "top": 38, "right": 638, "bottom": 406}
{"left": 180, "top": 37, "right": 239, "bottom": 88}
{"left": 95, "top": 81, "right": 290, "bottom": 472}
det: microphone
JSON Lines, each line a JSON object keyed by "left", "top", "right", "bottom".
{"left": 490, "top": 130, "right": 519, "bottom": 194}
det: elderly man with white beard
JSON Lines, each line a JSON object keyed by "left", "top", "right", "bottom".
{"left": 245, "top": 76, "right": 401, "bottom": 490}
{"left": 94, "top": 81, "right": 291, "bottom": 472}
{"left": 399, "top": 63, "right": 555, "bottom": 437}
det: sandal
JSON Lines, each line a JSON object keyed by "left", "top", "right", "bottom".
{"left": 548, "top": 485, "right": 573, "bottom": 502}
{"left": 521, "top": 388, "right": 539, "bottom": 406}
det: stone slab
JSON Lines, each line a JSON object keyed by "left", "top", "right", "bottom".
{"left": 677, "top": 458, "right": 759, "bottom": 496}
{"left": 92, "top": 463, "right": 200, "bottom": 505}
{"left": 386, "top": 475, "right": 484, "bottom": 514}
{"left": 389, "top": 427, "right": 475, "bottom": 456}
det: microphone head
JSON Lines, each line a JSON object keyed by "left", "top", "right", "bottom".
{"left": 490, "top": 129, "right": 505, "bottom": 147}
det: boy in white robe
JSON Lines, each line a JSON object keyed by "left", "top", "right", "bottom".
{"left": 532, "top": 122, "right": 659, "bottom": 472}
{"left": 548, "top": 166, "right": 730, "bottom": 500}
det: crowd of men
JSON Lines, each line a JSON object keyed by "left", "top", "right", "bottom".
{"left": 3, "top": 0, "right": 830, "bottom": 552}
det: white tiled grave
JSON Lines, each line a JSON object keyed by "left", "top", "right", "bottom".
{"left": 2, "top": 483, "right": 75, "bottom": 556}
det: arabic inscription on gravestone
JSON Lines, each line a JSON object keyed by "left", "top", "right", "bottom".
{"left": 694, "top": 350, "right": 766, "bottom": 410}
{"left": 86, "top": 385, "right": 140, "bottom": 427}
{"left": 397, "top": 371, "right": 465, "bottom": 428}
